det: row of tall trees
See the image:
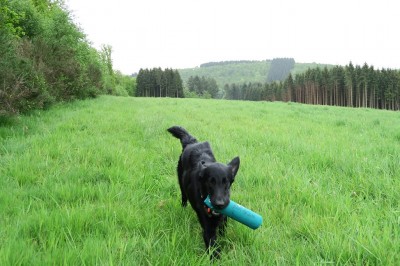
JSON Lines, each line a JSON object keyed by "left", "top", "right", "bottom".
{"left": 283, "top": 63, "right": 400, "bottom": 110}
{"left": 135, "top": 68, "right": 183, "bottom": 97}
{"left": 224, "top": 62, "right": 400, "bottom": 111}
{"left": 186, "top": 76, "right": 219, "bottom": 98}
{"left": 224, "top": 82, "right": 284, "bottom": 101}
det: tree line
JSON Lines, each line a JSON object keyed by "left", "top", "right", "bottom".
{"left": 135, "top": 68, "right": 183, "bottom": 97}
{"left": 200, "top": 60, "right": 261, "bottom": 68}
{"left": 0, "top": 0, "right": 134, "bottom": 116}
{"left": 284, "top": 63, "right": 400, "bottom": 110}
{"left": 224, "top": 62, "right": 400, "bottom": 111}
{"left": 224, "top": 82, "right": 284, "bottom": 101}
{"left": 186, "top": 76, "right": 219, "bottom": 98}
{"left": 135, "top": 71, "right": 221, "bottom": 99}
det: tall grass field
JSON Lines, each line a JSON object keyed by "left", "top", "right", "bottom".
{"left": 1, "top": 96, "right": 399, "bottom": 265}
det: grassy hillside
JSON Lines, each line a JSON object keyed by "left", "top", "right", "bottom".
{"left": 1, "top": 96, "right": 399, "bottom": 264}
{"left": 178, "top": 60, "right": 333, "bottom": 87}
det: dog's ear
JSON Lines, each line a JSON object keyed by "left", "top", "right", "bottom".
{"left": 228, "top": 156, "right": 240, "bottom": 183}
{"left": 199, "top": 161, "right": 207, "bottom": 181}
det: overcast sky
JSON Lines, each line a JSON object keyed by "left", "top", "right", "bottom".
{"left": 65, "top": 0, "right": 400, "bottom": 74}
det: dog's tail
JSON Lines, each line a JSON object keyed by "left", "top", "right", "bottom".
{"left": 167, "top": 126, "right": 197, "bottom": 150}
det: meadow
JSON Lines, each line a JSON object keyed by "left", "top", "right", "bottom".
{"left": 0, "top": 96, "right": 399, "bottom": 265}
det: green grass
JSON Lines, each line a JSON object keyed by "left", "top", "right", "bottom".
{"left": 1, "top": 96, "right": 399, "bottom": 265}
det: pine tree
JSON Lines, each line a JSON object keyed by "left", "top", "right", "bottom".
{"left": 344, "top": 62, "right": 355, "bottom": 107}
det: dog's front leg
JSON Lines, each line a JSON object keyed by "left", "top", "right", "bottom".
{"left": 219, "top": 215, "right": 228, "bottom": 236}
{"left": 203, "top": 222, "right": 220, "bottom": 260}
{"left": 196, "top": 208, "right": 221, "bottom": 259}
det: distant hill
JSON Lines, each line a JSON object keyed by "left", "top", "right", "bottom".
{"left": 178, "top": 59, "right": 334, "bottom": 88}
{"left": 267, "top": 58, "right": 295, "bottom": 82}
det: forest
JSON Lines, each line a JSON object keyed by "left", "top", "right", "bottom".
{"left": 135, "top": 68, "right": 184, "bottom": 98}
{"left": 135, "top": 71, "right": 221, "bottom": 99}
{"left": 224, "top": 62, "right": 400, "bottom": 111}
{"left": 136, "top": 62, "right": 400, "bottom": 111}
{"left": 186, "top": 75, "right": 219, "bottom": 98}
{"left": 285, "top": 63, "right": 400, "bottom": 110}
{"left": 0, "top": 0, "right": 134, "bottom": 116}
{"left": 224, "top": 82, "right": 281, "bottom": 102}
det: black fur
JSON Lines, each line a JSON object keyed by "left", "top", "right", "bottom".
{"left": 167, "top": 126, "right": 240, "bottom": 259}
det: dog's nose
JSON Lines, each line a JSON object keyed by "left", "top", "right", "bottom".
{"left": 213, "top": 200, "right": 226, "bottom": 209}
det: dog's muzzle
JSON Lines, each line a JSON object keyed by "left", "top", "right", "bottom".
{"left": 202, "top": 194, "right": 221, "bottom": 217}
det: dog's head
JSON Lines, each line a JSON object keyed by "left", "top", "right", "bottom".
{"left": 200, "top": 157, "right": 240, "bottom": 209}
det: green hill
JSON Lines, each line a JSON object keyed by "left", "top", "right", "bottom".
{"left": 178, "top": 59, "right": 334, "bottom": 87}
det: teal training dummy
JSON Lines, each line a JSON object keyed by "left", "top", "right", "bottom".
{"left": 204, "top": 195, "right": 262, "bottom": 230}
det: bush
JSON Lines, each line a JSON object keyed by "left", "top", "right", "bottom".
{"left": 0, "top": 0, "right": 120, "bottom": 116}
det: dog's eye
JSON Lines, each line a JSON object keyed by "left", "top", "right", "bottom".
{"left": 210, "top": 177, "right": 216, "bottom": 185}
{"left": 222, "top": 178, "right": 227, "bottom": 184}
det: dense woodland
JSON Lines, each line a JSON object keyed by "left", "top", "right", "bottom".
{"left": 224, "top": 82, "right": 282, "bottom": 101}
{"left": 134, "top": 62, "right": 400, "bottom": 111}
{"left": 186, "top": 76, "right": 219, "bottom": 98}
{"left": 285, "top": 64, "right": 400, "bottom": 110}
{"left": 0, "top": 0, "right": 134, "bottom": 116}
{"left": 224, "top": 62, "right": 400, "bottom": 111}
{"left": 135, "top": 68, "right": 183, "bottom": 97}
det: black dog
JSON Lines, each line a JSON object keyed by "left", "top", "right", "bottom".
{"left": 167, "top": 126, "right": 240, "bottom": 259}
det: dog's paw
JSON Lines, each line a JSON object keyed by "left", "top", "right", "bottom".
{"left": 210, "top": 248, "right": 221, "bottom": 261}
